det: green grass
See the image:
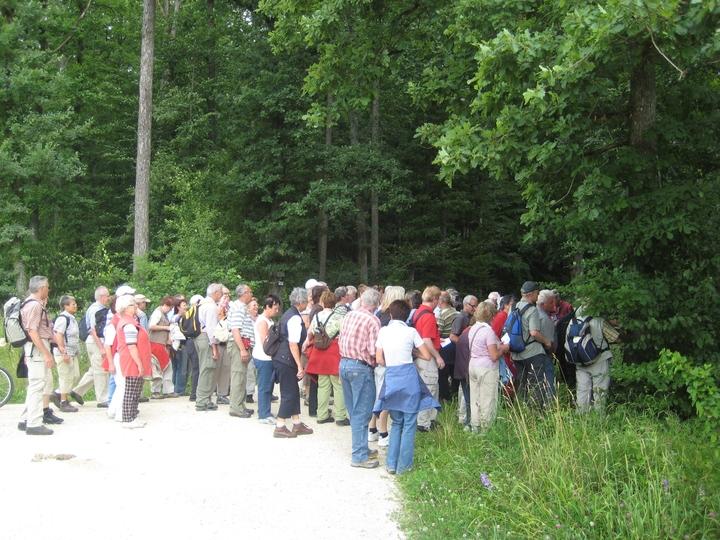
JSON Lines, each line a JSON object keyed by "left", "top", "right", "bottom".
{"left": 396, "top": 396, "right": 720, "bottom": 539}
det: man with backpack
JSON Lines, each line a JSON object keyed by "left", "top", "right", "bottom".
{"left": 73, "top": 285, "right": 111, "bottom": 407}
{"left": 508, "top": 281, "right": 553, "bottom": 407}
{"left": 565, "top": 306, "right": 612, "bottom": 412}
{"left": 18, "top": 276, "right": 62, "bottom": 434}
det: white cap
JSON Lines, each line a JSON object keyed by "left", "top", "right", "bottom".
{"left": 116, "top": 284, "right": 136, "bottom": 296}
{"left": 190, "top": 294, "right": 203, "bottom": 305}
{"left": 305, "top": 278, "right": 319, "bottom": 290}
{"left": 134, "top": 294, "right": 149, "bottom": 303}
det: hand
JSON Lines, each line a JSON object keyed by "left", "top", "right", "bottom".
{"left": 44, "top": 354, "right": 54, "bottom": 368}
{"left": 62, "top": 354, "right": 70, "bottom": 364}
{"left": 436, "top": 357, "right": 445, "bottom": 370}
{"left": 240, "top": 350, "right": 251, "bottom": 363}
{"left": 108, "top": 363, "right": 116, "bottom": 374}
{"left": 296, "top": 368, "right": 305, "bottom": 380}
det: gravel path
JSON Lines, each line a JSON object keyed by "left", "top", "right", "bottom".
{"left": 0, "top": 398, "right": 404, "bottom": 539}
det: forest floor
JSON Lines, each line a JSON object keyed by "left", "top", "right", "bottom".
{"left": 0, "top": 397, "right": 403, "bottom": 539}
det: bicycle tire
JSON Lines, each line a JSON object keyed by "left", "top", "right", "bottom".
{"left": 0, "top": 366, "right": 13, "bottom": 407}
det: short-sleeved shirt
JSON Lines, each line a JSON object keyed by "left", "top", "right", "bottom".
{"left": 228, "top": 300, "right": 255, "bottom": 346}
{"left": 511, "top": 300, "right": 544, "bottom": 361}
{"left": 339, "top": 308, "right": 381, "bottom": 366}
{"left": 412, "top": 305, "right": 440, "bottom": 350}
{"left": 21, "top": 298, "right": 53, "bottom": 340}
{"left": 450, "top": 311, "right": 471, "bottom": 338}
{"left": 199, "top": 297, "right": 219, "bottom": 344}
{"left": 53, "top": 311, "right": 80, "bottom": 356}
{"left": 468, "top": 323, "right": 501, "bottom": 369}
{"left": 310, "top": 308, "right": 344, "bottom": 339}
{"left": 123, "top": 323, "right": 139, "bottom": 345}
{"left": 437, "top": 307, "right": 458, "bottom": 339}
{"left": 538, "top": 308, "right": 555, "bottom": 349}
{"left": 84, "top": 301, "right": 105, "bottom": 341}
{"left": 376, "top": 320, "right": 424, "bottom": 367}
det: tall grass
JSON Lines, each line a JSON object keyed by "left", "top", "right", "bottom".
{"left": 397, "top": 396, "right": 720, "bottom": 539}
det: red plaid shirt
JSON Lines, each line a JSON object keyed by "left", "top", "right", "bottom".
{"left": 339, "top": 307, "right": 381, "bottom": 366}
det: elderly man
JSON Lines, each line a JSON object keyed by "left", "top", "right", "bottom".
{"left": 537, "top": 289, "right": 557, "bottom": 399}
{"left": 437, "top": 290, "right": 458, "bottom": 402}
{"left": 339, "top": 288, "right": 382, "bottom": 468}
{"left": 412, "top": 286, "right": 446, "bottom": 432}
{"left": 18, "top": 276, "right": 62, "bottom": 434}
{"left": 510, "top": 281, "right": 553, "bottom": 407}
{"left": 334, "top": 286, "right": 352, "bottom": 315}
{"left": 449, "top": 294, "right": 478, "bottom": 424}
{"left": 195, "top": 283, "right": 224, "bottom": 411}
{"left": 73, "top": 285, "right": 111, "bottom": 407}
{"left": 227, "top": 284, "right": 255, "bottom": 418}
{"left": 345, "top": 285, "right": 357, "bottom": 309}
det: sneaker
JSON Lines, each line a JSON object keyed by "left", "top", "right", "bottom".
{"left": 378, "top": 435, "right": 390, "bottom": 447}
{"left": 97, "top": 402, "right": 110, "bottom": 408}
{"left": 151, "top": 392, "right": 165, "bottom": 400}
{"left": 164, "top": 392, "right": 180, "bottom": 398}
{"left": 49, "top": 391, "right": 61, "bottom": 408}
{"left": 59, "top": 400, "right": 78, "bottom": 413}
{"left": 189, "top": 395, "right": 196, "bottom": 402}
{"left": 195, "top": 404, "right": 218, "bottom": 412}
{"left": 273, "top": 426, "right": 297, "bottom": 438}
{"left": 245, "top": 395, "right": 255, "bottom": 403}
{"left": 292, "top": 422, "right": 314, "bottom": 436}
{"left": 43, "top": 408, "right": 64, "bottom": 424}
{"left": 387, "top": 468, "right": 396, "bottom": 475}
{"left": 258, "top": 417, "right": 276, "bottom": 425}
{"left": 317, "top": 416, "right": 335, "bottom": 424}
{"left": 368, "top": 430, "right": 379, "bottom": 442}
{"left": 17, "top": 421, "right": 26, "bottom": 431}
{"left": 335, "top": 418, "right": 350, "bottom": 426}
{"left": 122, "top": 418, "right": 146, "bottom": 429}
{"left": 351, "top": 459, "right": 379, "bottom": 469}
{"left": 27, "top": 425, "right": 54, "bottom": 435}
{"left": 367, "top": 448, "right": 379, "bottom": 459}
{"left": 229, "top": 410, "right": 252, "bottom": 419}
{"left": 271, "top": 394, "right": 279, "bottom": 402}
{"left": 216, "top": 396, "right": 230, "bottom": 405}
{"left": 417, "top": 425, "right": 431, "bottom": 433}
{"left": 138, "top": 396, "right": 149, "bottom": 403}
{"left": 70, "top": 391, "right": 85, "bottom": 405}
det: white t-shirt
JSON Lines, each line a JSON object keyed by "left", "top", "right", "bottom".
{"left": 375, "top": 320, "right": 424, "bottom": 367}
{"left": 252, "top": 315, "right": 273, "bottom": 361}
{"left": 287, "top": 314, "right": 302, "bottom": 343}
{"left": 104, "top": 324, "right": 117, "bottom": 348}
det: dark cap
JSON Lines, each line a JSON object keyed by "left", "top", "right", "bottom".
{"left": 521, "top": 281, "right": 539, "bottom": 294}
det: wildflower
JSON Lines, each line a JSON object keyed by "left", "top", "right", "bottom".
{"left": 589, "top": 521, "right": 595, "bottom": 527}
{"left": 662, "top": 479, "right": 670, "bottom": 492}
{"left": 555, "top": 524, "right": 562, "bottom": 529}
{"left": 709, "top": 511, "right": 717, "bottom": 519}
{"left": 480, "top": 472, "right": 494, "bottom": 490}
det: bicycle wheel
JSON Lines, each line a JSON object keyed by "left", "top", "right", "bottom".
{"left": 0, "top": 366, "right": 14, "bottom": 407}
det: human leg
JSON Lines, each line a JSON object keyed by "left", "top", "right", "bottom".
{"left": 477, "top": 366, "right": 499, "bottom": 430}
{"left": 340, "top": 359, "right": 375, "bottom": 464}
{"left": 331, "top": 375, "right": 347, "bottom": 421}
{"left": 415, "top": 358, "right": 439, "bottom": 428}
{"left": 194, "top": 335, "right": 216, "bottom": 408}
{"left": 575, "top": 366, "right": 591, "bottom": 412}
{"left": 255, "top": 359, "right": 274, "bottom": 419}
{"left": 397, "top": 411, "right": 419, "bottom": 473}
{"left": 317, "top": 374, "right": 332, "bottom": 421}
{"left": 228, "top": 341, "right": 249, "bottom": 415}
{"left": 387, "top": 410, "right": 403, "bottom": 472}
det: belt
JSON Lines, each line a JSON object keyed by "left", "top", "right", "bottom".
{"left": 343, "top": 357, "right": 372, "bottom": 368}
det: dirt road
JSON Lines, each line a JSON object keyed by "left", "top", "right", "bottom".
{"left": 0, "top": 398, "right": 403, "bottom": 539}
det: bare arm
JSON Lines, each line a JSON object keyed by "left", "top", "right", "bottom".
{"left": 422, "top": 337, "right": 445, "bottom": 369}
{"left": 376, "top": 347, "right": 385, "bottom": 366}
{"left": 28, "top": 329, "right": 53, "bottom": 368}
{"left": 289, "top": 342, "right": 304, "bottom": 379}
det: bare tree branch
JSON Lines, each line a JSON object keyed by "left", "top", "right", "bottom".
{"left": 647, "top": 26, "right": 686, "bottom": 81}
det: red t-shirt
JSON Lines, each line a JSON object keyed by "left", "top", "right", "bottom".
{"left": 412, "top": 305, "right": 440, "bottom": 350}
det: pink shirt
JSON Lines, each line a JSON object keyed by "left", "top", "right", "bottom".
{"left": 468, "top": 323, "right": 501, "bottom": 369}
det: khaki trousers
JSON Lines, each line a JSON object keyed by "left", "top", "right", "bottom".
{"left": 54, "top": 354, "right": 79, "bottom": 394}
{"left": 246, "top": 358, "right": 256, "bottom": 395}
{"left": 23, "top": 340, "right": 53, "bottom": 428}
{"left": 74, "top": 340, "right": 108, "bottom": 402}
{"left": 468, "top": 364, "right": 499, "bottom": 430}
{"left": 415, "top": 357, "right": 439, "bottom": 429}
{"left": 195, "top": 334, "right": 216, "bottom": 407}
{"left": 228, "top": 341, "right": 249, "bottom": 414}
{"left": 576, "top": 357, "right": 610, "bottom": 412}
{"left": 213, "top": 343, "right": 230, "bottom": 397}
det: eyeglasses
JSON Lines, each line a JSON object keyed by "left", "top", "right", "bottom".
{"left": 468, "top": 303, "right": 479, "bottom": 308}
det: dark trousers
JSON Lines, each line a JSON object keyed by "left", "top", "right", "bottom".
{"left": 515, "top": 353, "right": 550, "bottom": 407}
{"left": 274, "top": 360, "right": 300, "bottom": 418}
{"left": 459, "top": 378, "right": 470, "bottom": 425}
{"left": 186, "top": 338, "right": 200, "bottom": 399}
{"left": 172, "top": 345, "right": 189, "bottom": 394}
{"left": 122, "top": 376, "right": 143, "bottom": 422}
{"left": 439, "top": 343, "right": 458, "bottom": 401}
{"left": 308, "top": 377, "right": 318, "bottom": 416}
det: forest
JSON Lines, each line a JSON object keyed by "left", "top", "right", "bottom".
{"left": 1, "top": 1, "right": 719, "bottom": 417}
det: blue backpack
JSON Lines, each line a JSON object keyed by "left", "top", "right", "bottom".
{"left": 565, "top": 315, "right": 607, "bottom": 366}
{"left": 502, "top": 304, "right": 533, "bottom": 353}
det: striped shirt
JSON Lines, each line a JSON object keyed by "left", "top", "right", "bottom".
{"left": 339, "top": 307, "right": 381, "bottom": 366}
{"left": 228, "top": 300, "right": 255, "bottom": 346}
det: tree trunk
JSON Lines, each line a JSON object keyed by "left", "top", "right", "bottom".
{"left": 14, "top": 260, "right": 27, "bottom": 295}
{"left": 629, "top": 41, "right": 656, "bottom": 153}
{"left": 349, "top": 111, "right": 368, "bottom": 282}
{"left": 318, "top": 92, "right": 332, "bottom": 281}
{"left": 133, "top": 0, "right": 155, "bottom": 273}
{"left": 206, "top": 0, "right": 217, "bottom": 143}
{"left": 370, "top": 82, "right": 380, "bottom": 282}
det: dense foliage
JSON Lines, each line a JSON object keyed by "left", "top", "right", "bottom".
{"left": 1, "top": 1, "right": 718, "bottom": 407}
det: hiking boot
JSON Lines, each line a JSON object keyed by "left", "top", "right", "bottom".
{"left": 292, "top": 422, "right": 314, "bottom": 436}
{"left": 164, "top": 392, "right": 180, "bottom": 398}
{"left": 43, "top": 408, "right": 64, "bottom": 424}
{"left": 18, "top": 421, "right": 26, "bottom": 431}
{"left": 27, "top": 425, "right": 54, "bottom": 436}
{"left": 245, "top": 395, "right": 255, "bottom": 403}
{"left": 368, "top": 448, "right": 379, "bottom": 459}
{"left": 216, "top": 396, "right": 230, "bottom": 405}
{"left": 229, "top": 410, "right": 252, "bottom": 419}
{"left": 351, "top": 459, "right": 379, "bottom": 469}
{"left": 70, "top": 391, "right": 85, "bottom": 405}
{"left": 49, "top": 391, "right": 62, "bottom": 408}
{"left": 273, "top": 426, "right": 297, "bottom": 438}
{"left": 335, "top": 418, "right": 350, "bottom": 426}
{"left": 138, "top": 396, "right": 149, "bottom": 403}
{"left": 151, "top": 392, "right": 164, "bottom": 400}
{"left": 96, "top": 402, "right": 109, "bottom": 408}
{"left": 59, "top": 400, "right": 78, "bottom": 413}
{"left": 317, "top": 416, "right": 335, "bottom": 424}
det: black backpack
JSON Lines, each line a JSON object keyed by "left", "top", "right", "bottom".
{"left": 263, "top": 323, "right": 283, "bottom": 357}
{"left": 95, "top": 307, "right": 110, "bottom": 339}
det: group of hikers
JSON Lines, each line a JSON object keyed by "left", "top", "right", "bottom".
{"left": 7, "top": 274, "right": 614, "bottom": 473}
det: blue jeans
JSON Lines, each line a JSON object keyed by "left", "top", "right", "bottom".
{"left": 173, "top": 346, "right": 189, "bottom": 394}
{"left": 255, "top": 359, "right": 274, "bottom": 419}
{"left": 108, "top": 374, "right": 116, "bottom": 402}
{"left": 388, "top": 410, "right": 418, "bottom": 474}
{"left": 340, "top": 358, "right": 376, "bottom": 464}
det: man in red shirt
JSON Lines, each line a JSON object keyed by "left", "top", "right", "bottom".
{"left": 412, "top": 286, "right": 445, "bottom": 432}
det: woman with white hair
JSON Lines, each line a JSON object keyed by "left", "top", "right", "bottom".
{"left": 115, "top": 295, "right": 152, "bottom": 428}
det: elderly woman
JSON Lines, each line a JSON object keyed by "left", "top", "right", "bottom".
{"left": 115, "top": 295, "right": 152, "bottom": 429}
{"left": 370, "top": 285, "right": 405, "bottom": 446}
{"left": 374, "top": 300, "right": 438, "bottom": 474}
{"left": 245, "top": 298, "right": 259, "bottom": 405}
{"left": 468, "top": 301, "right": 509, "bottom": 432}
{"left": 306, "top": 290, "right": 348, "bottom": 425}
{"left": 51, "top": 295, "right": 81, "bottom": 412}
{"left": 253, "top": 295, "right": 280, "bottom": 423}
{"left": 272, "top": 287, "right": 314, "bottom": 438}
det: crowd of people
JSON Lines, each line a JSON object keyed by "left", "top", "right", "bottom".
{"left": 13, "top": 275, "right": 613, "bottom": 474}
